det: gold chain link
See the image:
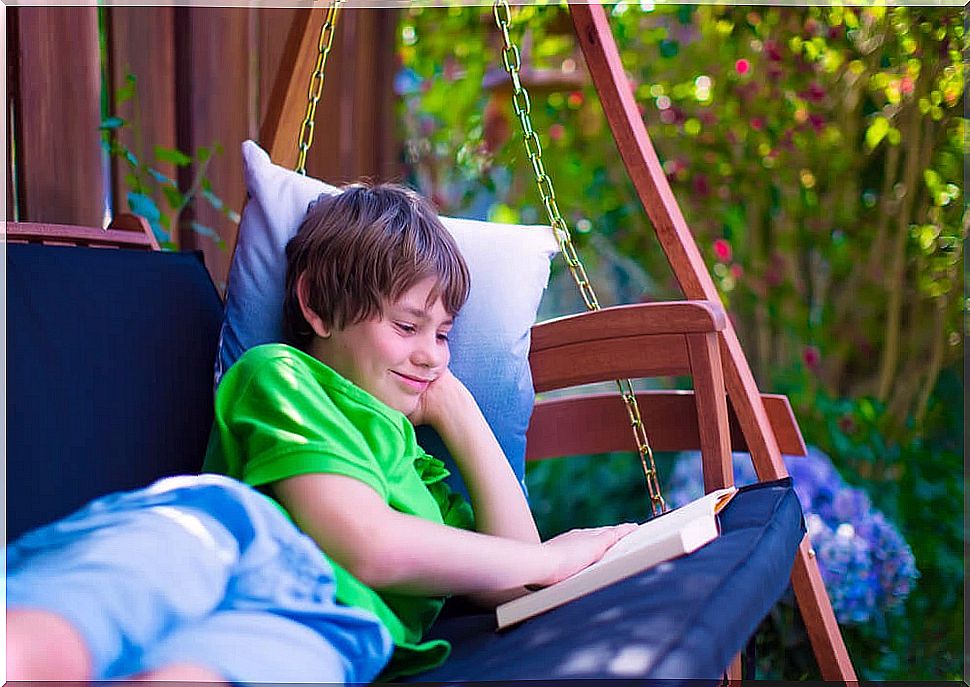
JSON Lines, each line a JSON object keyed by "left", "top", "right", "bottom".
{"left": 493, "top": 0, "right": 666, "bottom": 516}
{"left": 295, "top": 0, "right": 344, "bottom": 175}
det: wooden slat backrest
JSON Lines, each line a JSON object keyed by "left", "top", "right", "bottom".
{"left": 527, "top": 391, "right": 806, "bottom": 461}
{"left": 528, "top": 300, "right": 735, "bottom": 492}
{"left": 4, "top": 214, "right": 159, "bottom": 250}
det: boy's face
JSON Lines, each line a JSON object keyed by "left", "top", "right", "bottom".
{"left": 313, "top": 277, "right": 453, "bottom": 416}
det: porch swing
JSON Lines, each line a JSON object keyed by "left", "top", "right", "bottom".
{"left": 5, "top": 2, "right": 855, "bottom": 683}
{"left": 256, "top": 1, "right": 856, "bottom": 681}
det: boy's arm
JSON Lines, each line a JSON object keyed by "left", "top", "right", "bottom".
{"left": 272, "top": 472, "right": 633, "bottom": 598}
{"left": 412, "top": 370, "right": 540, "bottom": 545}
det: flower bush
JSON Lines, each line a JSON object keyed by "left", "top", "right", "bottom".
{"left": 667, "top": 447, "right": 918, "bottom": 626}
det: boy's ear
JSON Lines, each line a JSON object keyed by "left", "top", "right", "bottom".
{"left": 296, "top": 273, "right": 331, "bottom": 339}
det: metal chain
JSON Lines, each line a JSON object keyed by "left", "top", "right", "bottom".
{"left": 493, "top": 0, "right": 666, "bottom": 515}
{"left": 295, "top": 0, "right": 344, "bottom": 175}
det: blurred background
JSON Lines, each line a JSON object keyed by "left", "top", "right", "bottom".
{"left": 6, "top": 3, "right": 965, "bottom": 680}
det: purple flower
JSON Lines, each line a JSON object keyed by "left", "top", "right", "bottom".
{"left": 668, "top": 446, "right": 919, "bottom": 625}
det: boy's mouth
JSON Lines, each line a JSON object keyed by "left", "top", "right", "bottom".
{"left": 392, "top": 370, "right": 433, "bottom": 392}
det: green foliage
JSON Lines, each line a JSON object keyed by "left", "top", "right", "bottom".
{"left": 398, "top": 4, "right": 965, "bottom": 680}
{"left": 100, "top": 73, "right": 237, "bottom": 250}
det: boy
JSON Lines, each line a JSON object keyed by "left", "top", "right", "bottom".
{"left": 203, "top": 183, "right": 634, "bottom": 679}
{"left": 7, "top": 183, "right": 632, "bottom": 684}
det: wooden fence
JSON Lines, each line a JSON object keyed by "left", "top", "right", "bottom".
{"left": 6, "top": 6, "right": 400, "bottom": 288}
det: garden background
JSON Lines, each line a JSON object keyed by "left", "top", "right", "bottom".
{"left": 6, "top": 2, "right": 965, "bottom": 681}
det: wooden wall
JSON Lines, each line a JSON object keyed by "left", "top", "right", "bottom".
{"left": 6, "top": 6, "right": 401, "bottom": 289}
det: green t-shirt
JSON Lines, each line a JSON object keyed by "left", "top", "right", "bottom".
{"left": 203, "top": 343, "right": 474, "bottom": 679}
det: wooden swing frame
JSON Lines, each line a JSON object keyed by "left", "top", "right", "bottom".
{"left": 259, "top": 3, "right": 856, "bottom": 681}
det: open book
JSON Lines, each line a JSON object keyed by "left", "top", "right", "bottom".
{"left": 496, "top": 486, "right": 738, "bottom": 629}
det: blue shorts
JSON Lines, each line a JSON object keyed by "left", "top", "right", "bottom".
{"left": 7, "top": 474, "right": 393, "bottom": 684}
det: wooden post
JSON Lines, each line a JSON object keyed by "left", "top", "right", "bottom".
{"left": 174, "top": 6, "right": 251, "bottom": 290}
{"left": 10, "top": 7, "right": 105, "bottom": 226}
{"left": 259, "top": 7, "right": 401, "bottom": 182}
{"left": 106, "top": 6, "right": 178, "bottom": 240}
{"left": 569, "top": 3, "right": 856, "bottom": 681}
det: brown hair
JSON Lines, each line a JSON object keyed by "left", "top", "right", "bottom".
{"left": 283, "top": 183, "right": 470, "bottom": 350}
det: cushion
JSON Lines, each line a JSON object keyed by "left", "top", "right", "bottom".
{"left": 404, "top": 478, "right": 805, "bottom": 682}
{"left": 8, "top": 245, "right": 224, "bottom": 541}
{"left": 216, "top": 140, "right": 559, "bottom": 495}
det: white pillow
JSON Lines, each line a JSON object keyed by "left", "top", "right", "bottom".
{"left": 216, "top": 140, "right": 559, "bottom": 494}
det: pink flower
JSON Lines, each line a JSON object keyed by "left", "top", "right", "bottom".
{"left": 549, "top": 123, "right": 565, "bottom": 142}
{"left": 764, "top": 40, "right": 782, "bottom": 61}
{"left": 713, "top": 238, "right": 732, "bottom": 262}
{"left": 735, "top": 59, "right": 751, "bottom": 75}
{"left": 803, "top": 345, "right": 821, "bottom": 371}
{"left": 730, "top": 263, "right": 744, "bottom": 279}
{"left": 750, "top": 117, "right": 764, "bottom": 131}
{"left": 692, "top": 174, "right": 710, "bottom": 197}
{"left": 838, "top": 414, "right": 857, "bottom": 435}
{"left": 900, "top": 77, "right": 914, "bottom": 96}
{"left": 803, "top": 82, "right": 826, "bottom": 103}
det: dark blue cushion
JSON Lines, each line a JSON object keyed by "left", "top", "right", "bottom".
{"left": 7, "top": 244, "right": 223, "bottom": 540}
{"left": 405, "top": 478, "right": 804, "bottom": 683}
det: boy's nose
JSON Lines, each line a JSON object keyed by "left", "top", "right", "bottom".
{"left": 412, "top": 335, "right": 447, "bottom": 370}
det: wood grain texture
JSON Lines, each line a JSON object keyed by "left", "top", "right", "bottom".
{"left": 531, "top": 334, "right": 689, "bottom": 393}
{"left": 13, "top": 7, "right": 104, "bottom": 226}
{"left": 525, "top": 391, "right": 806, "bottom": 461}
{"left": 5, "top": 215, "right": 158, "bottom": 250}
{"left": 175, "top": 7, "right": 250, "bottom": 288}
{"left": 259, "top": 7, "right": 320, "bottom": 169}
{"left": 686, "top": 332, "right": 733, "bottom": 491}
{"left": 791, "top": 538, "right": 859, "bottom": 679}
{"left": 532, "top": 300, "right": 725, "bottom": 353}
{"left": 258, "top": 7, "right": 401, "bottom": 181}
{"left": 107, "top": 6, "right": 177, "bottom": 232}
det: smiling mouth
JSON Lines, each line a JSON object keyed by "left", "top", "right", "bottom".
{"left": 392, "top": 371, "right": 433, "bottom": 391}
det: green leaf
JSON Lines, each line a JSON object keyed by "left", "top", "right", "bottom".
{"left": 148, "top": 167, "right": 177, "bottom": 186}
{"left": 122, "top": 148, "right": 140, "bottom": 169}
{"left": 190, "top": 221, "right": 228, "bottom": 250}
{"left": 128, "top": 191, "right": 168, "bottom": 242}
{"left": 196, "top": 145, "right": 212, "bottom": 164}
{"left": 865, "top": 115, "right": 890, "bottom": 149}
{"left": 127, "top": 191, "right": 160, "bottom": 223}
{"left": 116, "top": 73, "right": 136, "bottom": 104}
{"left": 99, "top": 116, "right": 125, "bottom": 130}
{"left": 154, "top": 146, "right": 192, "bottom": 166}
{"left": 162, "top": 186, "right": 184, "bottom": 210}
{"left": 201, "top": 188, "right": 224, "bottom": 211}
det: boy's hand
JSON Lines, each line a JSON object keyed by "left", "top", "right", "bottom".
{"left": 539, "top": 523, "right": 639, "bottom": 587}
{"left": 406, "top": 368, "right": 473, "bottom": 429}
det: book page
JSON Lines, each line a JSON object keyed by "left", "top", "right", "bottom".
{"left": 597, "top": 486, "right": 736, "bottom": 564}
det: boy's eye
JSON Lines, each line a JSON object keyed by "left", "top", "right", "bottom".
{"left": 437, "top": 332, "right": 450, "bottom": 342}
{"left": 395, "top": 322, "right": 416, "bottom": 334}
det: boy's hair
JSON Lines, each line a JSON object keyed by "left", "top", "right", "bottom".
{"left": 283, "top": 183, "right": 470, "bottom": 350}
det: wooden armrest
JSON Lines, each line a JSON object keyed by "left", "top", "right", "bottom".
{"left": 4, "top": 214, "right": 159, "bottom": 250}
{"left": 531, "top": 300, "right": 725, "bottom": 352}
{"left": 528, "top": 301, "right": 726, "bottom": 393}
